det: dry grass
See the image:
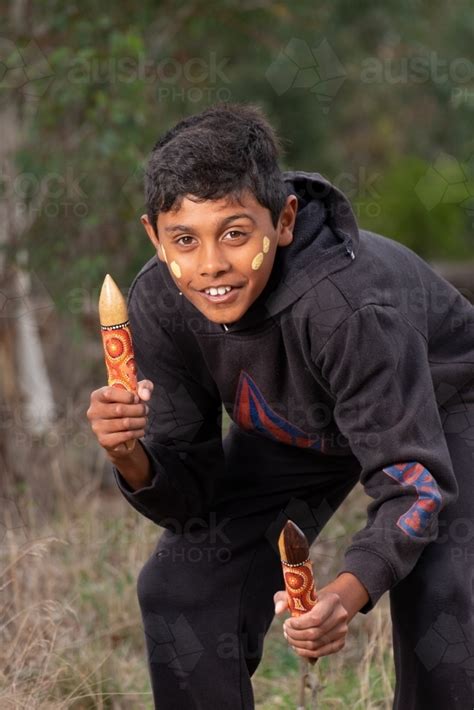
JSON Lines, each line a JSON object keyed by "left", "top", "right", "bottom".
{"left": 0, "top": 438, "right": 394, "bottom": 709}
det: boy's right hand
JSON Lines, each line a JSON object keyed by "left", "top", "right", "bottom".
{"left": 86, "top": 379, "right": 153, "bottom": 459}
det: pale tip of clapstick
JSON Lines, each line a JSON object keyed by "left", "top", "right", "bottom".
{"left": 99, "top": 274, "right": 128, "bottom": 327}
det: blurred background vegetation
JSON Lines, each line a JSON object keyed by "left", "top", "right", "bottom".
{"left": 4, "top": 0, "right": 474, "bottom": 298}
{"left": 1, "top": 1, "right": 473, "bottom": 707}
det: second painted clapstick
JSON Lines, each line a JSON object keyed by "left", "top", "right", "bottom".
{"left": 99, "top": 274, "right": 138, "bottom": 452}
{"left": 278, "top": 520, "right": 318, "bottom": 667}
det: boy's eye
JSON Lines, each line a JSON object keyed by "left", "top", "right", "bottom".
{"left": 174, "top": 231, "right": 246, "bottom": 247}
{"left": 224, "top": 230, "right": 245, "bottom": 240}
{"left": 176, "top": 236, "right": 195, "bottom": 246}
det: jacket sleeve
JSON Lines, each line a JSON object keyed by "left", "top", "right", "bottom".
{"left": 314, "top": 304, "right": 459, "bottom": 612}
{"left": 112, "top": 281, "right": 225, "bottom": 530}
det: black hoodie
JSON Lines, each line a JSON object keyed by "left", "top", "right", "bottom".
{"left": 113, "top": 171, "right": 474, "bottom": 612}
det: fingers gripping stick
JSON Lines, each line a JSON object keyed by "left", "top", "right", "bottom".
{"left": 98, "top": 274, "right": 138, "bottom": 452}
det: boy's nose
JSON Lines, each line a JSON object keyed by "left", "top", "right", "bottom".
{"left": 198, "top": 247, "right": 231, "bottom": 277}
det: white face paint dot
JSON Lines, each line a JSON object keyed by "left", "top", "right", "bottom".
{"left": 160, "top": 245, "right": 168, "bottom": 263}
{"left": 262, "top": 236, "right": 270, "bottom": 253}
{"left": 170, "top": 260, "right": 182, "bottom": 278}
{"left": 251, "top": 252, "right": 264, "bottom": 270}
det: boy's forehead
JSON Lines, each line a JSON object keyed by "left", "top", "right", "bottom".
{"left": 158, "top": 190, "right": 268, "bottom": 230}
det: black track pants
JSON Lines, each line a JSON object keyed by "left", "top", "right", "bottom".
{"left": 136, "top": 414, "right": 474, "bottom": 709}
{"left": 389, "top": 402, "right": 474, "bottom": 709}
{"left": 136, "top": 427, "right": 360, "bottom": 709}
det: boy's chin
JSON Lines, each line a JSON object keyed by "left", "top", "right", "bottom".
{"left": 198, "top": 307, "right": 241, "bottom": 325}
{"left": 190, "top": 298, "right": 244, "bottom": 325}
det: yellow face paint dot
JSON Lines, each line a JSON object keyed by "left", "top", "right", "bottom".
{"left": 262, "top": 236, "right": 270, "bottom": 254}
{"left": 160, "top": 245, "right": 168, "bottom": 263}
{"left": 252, "top": 252, "right": 264, "bottom": 270}
{"left": 170, "top": 260, "right": 182, "bottom": 278}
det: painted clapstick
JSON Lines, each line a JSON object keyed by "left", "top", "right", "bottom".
{"left": 99, "top": 274, "right": 138, "bottom": 452}
{"left": 279, "top": 519, "right": 318, "bottom": 666}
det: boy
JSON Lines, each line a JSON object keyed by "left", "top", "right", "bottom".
{"left": 87, "top": 104, "right": 474, "bottom": 709}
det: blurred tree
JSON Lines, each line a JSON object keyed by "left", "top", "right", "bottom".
{"left": 1, "top": 1, "right": 57, "bottom": 468}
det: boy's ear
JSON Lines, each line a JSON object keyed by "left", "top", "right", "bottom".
{"left": 277, "top": 194, "right": 298, "bottom": 247}
{"left": 141, "top": 214, "right": 166, "bottom": 262}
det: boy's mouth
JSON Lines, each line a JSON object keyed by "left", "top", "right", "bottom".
{"left": 196, "top": 284, "right": 243, "bottom": 304}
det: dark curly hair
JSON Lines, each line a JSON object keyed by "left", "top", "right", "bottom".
{"left": 144, "top": 103, "right": 288, "bottom": 236}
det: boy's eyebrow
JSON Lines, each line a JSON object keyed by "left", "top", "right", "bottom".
{"left": 164, "top": 213, "right": 257, "bottom": 234}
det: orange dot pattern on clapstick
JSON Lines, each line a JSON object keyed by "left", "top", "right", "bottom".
{"left": 282, "top": 559, "right": 317, "bottom": 616}
{"left": 278, "top": 520, "right": 318, "bottom": 617}
{"left": 100, "top": 322, "right": 137, "bottom": 391}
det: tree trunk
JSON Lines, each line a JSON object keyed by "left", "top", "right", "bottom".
{"left": 0, "top": 2, "right": 56, "bottom": 479}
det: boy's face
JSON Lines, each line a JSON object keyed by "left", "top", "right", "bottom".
{"left": 141, "top": 190, "right": 298, "bottom": 324}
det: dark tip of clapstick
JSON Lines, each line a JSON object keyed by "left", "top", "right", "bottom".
{"left": 278, "top": 520, "right": 310, "bottom": 565}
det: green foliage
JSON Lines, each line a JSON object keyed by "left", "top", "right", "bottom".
{"left": 357, "top": 156, "right": 473, "bottom": 258}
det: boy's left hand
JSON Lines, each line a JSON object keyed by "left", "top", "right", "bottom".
{"left": 274, "top": 588, "right": 349, "bottom": 660}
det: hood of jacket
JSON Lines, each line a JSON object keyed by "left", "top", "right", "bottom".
{"left": 175, "top": 170, "right": 360, "bottom": 333}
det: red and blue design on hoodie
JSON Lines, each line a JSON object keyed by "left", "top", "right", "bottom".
{"left": 233, "top": 370, "right": 326, "bottom": 451}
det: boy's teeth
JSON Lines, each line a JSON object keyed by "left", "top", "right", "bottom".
{"left": 206, "top": 286, "right": 232, "bottom": 296}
